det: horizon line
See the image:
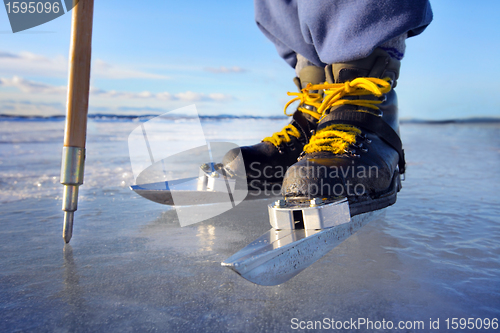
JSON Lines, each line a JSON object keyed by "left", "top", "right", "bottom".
{"left": 0, "top": 113, "right": 499, "bottom": 124}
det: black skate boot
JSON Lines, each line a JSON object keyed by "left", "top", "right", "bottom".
{"left": 222, "top": 65, "right": 326, "bottom": 191}
{"left": 282, "top": 48, "right": 406, "bottom": 216}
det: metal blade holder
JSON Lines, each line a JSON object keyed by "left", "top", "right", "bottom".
{"left": 268, "top": 197, "right": 351, "bottom": 230}
{"left": 60, "top": 147, "right": 85, "bottom": 242}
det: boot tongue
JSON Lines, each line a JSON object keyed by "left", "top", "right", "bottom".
{"left": 297, "top": 65, "right": 325, "bottom": 89}
{"left": 326, "top": 61, "right": 374, "bottom": 84}
{"left": 330, "top": 66, "right": 369, "bottom": 83}
{"left": 325, "top": 48, "right": 400, "bottom": 84}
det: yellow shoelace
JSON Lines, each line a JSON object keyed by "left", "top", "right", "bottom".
{"left": 303, "top": 124, "right": 361, "bottom": 154}
{"left": 263, "top": 77, "right": 391, "bottom": 150}
{"left": 313, "top": 76, "right": 392, "bottom": 116}
{"left": 303, "top": 77, "right": 392, "bottom": 154}
{"left": 263, "top": 87, "right": 324, "bottom": 147}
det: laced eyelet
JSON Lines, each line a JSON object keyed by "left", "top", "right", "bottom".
{"left": 352, "top": 143, "right": 368, "bottom": 153}
{"left": 297, "top": 151, "right": 306, "bottom": 161}
{"left": 302, "top": 104, "right": 316, "bottom": 111}
{"left": 343, "top": 149, "right": 360, "bottom": 158}
{"left": 359, "top": 134, "right": 372, "bottom": 144}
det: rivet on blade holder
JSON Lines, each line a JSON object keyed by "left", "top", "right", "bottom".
{"left": 274, "top": 199, "right": 287, "bottom": 208}
{"left": 310, "top": 198, "right": 323, "bottom": 207}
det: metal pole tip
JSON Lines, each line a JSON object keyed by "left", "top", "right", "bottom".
{"left": 63, "top": 211, "right": 74, "bottom": 243}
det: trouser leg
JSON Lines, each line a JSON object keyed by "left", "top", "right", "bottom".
{"left": 254, "top": 0, "right": 433, "bottom": 67}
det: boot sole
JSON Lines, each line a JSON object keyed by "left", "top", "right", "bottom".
{"left": 282, "top": 170, "right": 402, "bottom": 217}
{"left": 347, "top": 170, "right": 402, "bottom": 217}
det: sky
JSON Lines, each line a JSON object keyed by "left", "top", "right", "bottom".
{"left": 0, "top": 0, "right": 499, "bottom": 120}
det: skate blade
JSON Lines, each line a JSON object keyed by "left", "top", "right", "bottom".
{"left": 222, "top": 208, "right": 383, "bottom": 286}
{"left": 130, "top": 162, "right": 277, "bottom": 206}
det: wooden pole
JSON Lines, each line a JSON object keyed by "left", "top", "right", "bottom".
{"left": 61, "top": 0, "right": 94, "bottom": 243}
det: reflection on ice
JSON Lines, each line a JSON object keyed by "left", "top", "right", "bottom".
{"left": 197, "top": 224, "right": 216, "bottom": 252}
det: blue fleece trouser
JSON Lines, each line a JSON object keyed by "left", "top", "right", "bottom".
{"left": 254, "top": 0, "right": 433, "bottom": 68}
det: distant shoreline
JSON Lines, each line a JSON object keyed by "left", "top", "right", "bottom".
{"left": 0, "top": 113, "right": 499, "bottom": 124}
{"left": 400, "top": 118, "right": 500, "bottom": 124}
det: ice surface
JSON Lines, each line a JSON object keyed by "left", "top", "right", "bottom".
{"left": 0, "top": 118, "right": 499, "bottom": 332}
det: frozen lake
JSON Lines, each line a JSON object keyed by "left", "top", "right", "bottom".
{"left": 1, "top": 117, "right": 499, "bottom": 332}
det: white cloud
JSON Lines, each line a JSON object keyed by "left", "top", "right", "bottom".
{"left": 91, "top": 88, "right": 232, "bottom": 102}
{"left": 0, "top": 100, "right": 65, "bottom": 116}
{"left": 156, "top": 92, "right": 173, "bottom": 100}
{"left": 0, "top": 76, "right": 66, "bottom": 94}
{"left": 204, "top": 66, "right": 246, "bottom": 74}
{"left": 92, "top": 59, "right": 168, "bottom": 79}
{"left": 0, "top": 51, "right": 21, "bottom": 59}
{"left": 175, "top": 91, "right": 206, "bottom": 101}
{"left": 208, "top": 93, "right": 231, "bottom": 101}
{"left": 0, "top": 50, "right": 168, "bottom": 79}
{"left": 1, "top": 76, "right": 232, "bottom": 102}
